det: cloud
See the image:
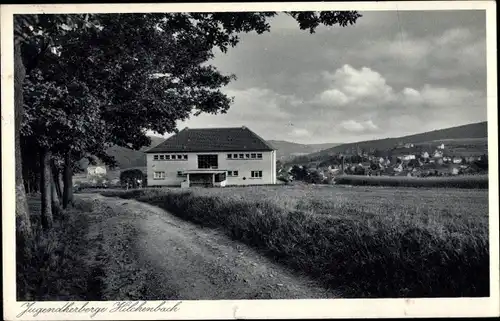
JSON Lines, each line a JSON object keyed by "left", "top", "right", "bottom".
{"left": 290, "top": 128, "right": 312, "bottom": 138}
{"left": 340, "top": 119, "right": 379, "bottom": 133}
{"left": 318, "top": 65, "right": 395, "bottom": 108}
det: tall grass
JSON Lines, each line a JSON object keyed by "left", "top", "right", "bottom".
{"left": 334, "top": 174, "right": 488, "bottom": 189}
{"left": 101, "top": 187, "right": 489, "bottom": 298}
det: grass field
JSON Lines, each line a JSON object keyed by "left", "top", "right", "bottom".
{"left": 101, "top": 184, "right": 489, "bottom": 298}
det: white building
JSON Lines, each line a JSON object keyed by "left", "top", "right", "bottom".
{"left": 145, "top": 126, "right": 277, "bottom": 187}
{"left": 401, "top": 154, "right": 416, "bottom": 161}
{"left": 87, "top": 165, "right": 106, "bottom": 178}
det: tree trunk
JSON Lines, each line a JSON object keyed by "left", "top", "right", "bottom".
{"left": 51, "top": 159, "right": 62, "bottom": 199}
{"left": 51, "top": 175, "right": 62, "bottom": 220}
{"left": 63, "top": 150, "right": 74, "bottom": 208}
{"left": 40, "top": 149, "right": 53, "bottom": 230}
{"left": 14, "top": 41, "right": 32, "bottom": 237}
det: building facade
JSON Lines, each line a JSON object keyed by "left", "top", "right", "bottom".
{"left": 145, "top": 127, "right": 277, "bottom": 187}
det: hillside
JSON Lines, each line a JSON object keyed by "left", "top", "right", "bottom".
{"left": 268, "top": 140, "right": 341, "bottom": 160}
{"left": 297, "top": 121, "right": 488, "bottom": 163}
{"left": 78, "top": 135, "right": 165, "bottom": 170}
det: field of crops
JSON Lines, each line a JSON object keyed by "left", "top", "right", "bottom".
{"left": 101, "top": 184, "right": 489, "bottom": 298}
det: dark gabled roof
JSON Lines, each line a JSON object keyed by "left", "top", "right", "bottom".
{"left": 145, "top": 126, "right": 275, "bottom": 153}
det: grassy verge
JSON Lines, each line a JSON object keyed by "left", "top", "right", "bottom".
{"left": 16, "top": 197, "right": 106, "bottom": 301}
{"left": 101, "top": 187, "right": 489, "bottom": 298}
{"left": 334, "top": 174, "right": 488, "bottom": 189}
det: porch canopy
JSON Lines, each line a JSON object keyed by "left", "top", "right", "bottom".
{"left": 181, "top": 169, "right": 227, "bottom": 174}
{"left": 181, "top": 169, "right": 227, "bottom": 187}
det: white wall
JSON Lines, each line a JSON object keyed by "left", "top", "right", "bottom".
{"left": 147, "top": 150, "right": 276, "bottom": 187}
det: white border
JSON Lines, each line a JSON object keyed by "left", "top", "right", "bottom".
{"left": 1, "top": 1, "right": 499, "bottom": 320}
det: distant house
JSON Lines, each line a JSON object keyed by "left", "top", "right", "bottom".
{"left": 401, "top": 154, "right": 416, "bottom": 161}
{"left": 433, "top": 150, "right": 443, "bottom": 158}
{"left": 378, "top": 157, "right": 385, "bottom": 164}
{"left": 421, "top": 151, "right": 430, "bottom": 159}
{"left": 465, "top": 156, "right": 476, "bottom": 163}
{"left": 404, "top": 143, "right": 415, "bottom": 148}
{"left": 87, "top": 165, "right": 106, "bottom": 178}
{"left": 443, "top": 156, "right": 452, "bottom": 163}
{"left": 394, "top": 163, "right": 404, "bottom": 172}
{"left": 450, "top": 166, "right": 461, "bottom": 175}
{"left": 145, "top": 126, "right": 277, "bottom": 187}
{"left": 437, "top": 143, "right": 445, "bottom": 150}
{"left": 452, "top": 157, "right": 463, "bottom": 164}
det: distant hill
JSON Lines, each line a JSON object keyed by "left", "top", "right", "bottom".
{"left": 268, "top": 140, "right": 341, "bottom": 161}
{"left": 293, "top": 121, "right": 488, "bottom": 164}
{"left": 78, "top": 135, "right": 165, "bottom": 170}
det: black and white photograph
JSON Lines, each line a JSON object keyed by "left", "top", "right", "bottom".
{"left": 2, "top": 1, "right": 498, "bottom": 320}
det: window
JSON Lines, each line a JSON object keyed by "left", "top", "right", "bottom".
{"left": 153, "top": 171, "right": 166, "bottom": 179}
{"left": 198, "top": 154, "right": 218, "bottom": 169}
{"left": 227, "top": 154, "right": 232, "bottom": 159}
{"left": 233, "top": 154, "right": 238, "bottom": 159}
{"left": 251, "top": 170, "right": 263, "bottom": 178}
{"left": 239, "top": 154, "right": 244, "bottom": 159}
{"left": 165, "top": 155, "right": 170, "bottom": 160}
{"left": 245, "top": 154, "right": 250, "bottom": 158}
{"left": 251, "top": 153, "right": 256, "bottom": 159}
{"left": 233, "top": 170, "right": 239, "bottom": 177}
{"left": 177, "top": 155, "right": 183, "bottom": 160}
{"left": 228, "top": 170, "right": 239, "bottom": 177}
{"left": 177, "top": 171, "right": 187, "bottom": 177}
{"left": 153, "top": 155, "right": 159, "bottom": 160}
{"left": 159, "top": 155, "right": 165, "bottom": 160}
{"left": 257, "top": 153, "right": 262, "bottom": 159}
{"left": 183, "top": 155, "right": 188, "bottom": 160}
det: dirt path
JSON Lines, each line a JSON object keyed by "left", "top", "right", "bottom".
{"left": 78, "top": 193, "right": 337, "bottom": 300}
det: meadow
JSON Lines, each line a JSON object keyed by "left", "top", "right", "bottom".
{"left": 100, "top": 184, "right": 489, "bottom": 298}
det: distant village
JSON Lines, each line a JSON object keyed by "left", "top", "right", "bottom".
{"left": 278, "top": 141, "right": 489, "bottom": 184}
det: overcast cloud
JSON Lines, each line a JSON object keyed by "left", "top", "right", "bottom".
{"left": 159, "top": 10, "right": 487, "bottom": 144}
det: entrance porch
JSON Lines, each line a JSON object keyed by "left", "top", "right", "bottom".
{"left": 180, "top": 170, "right": 227, "bottom": 188}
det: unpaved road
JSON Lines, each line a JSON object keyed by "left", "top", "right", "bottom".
{"left": 79, "top": 194, "right": 337, "bottom": 300}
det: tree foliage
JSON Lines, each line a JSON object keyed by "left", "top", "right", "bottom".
{"left": 20, "top": 11, "right": 362, "bottom": 156}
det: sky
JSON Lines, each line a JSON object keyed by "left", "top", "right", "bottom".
{"left": 154, "top": 10, "right": 487, "bottom": 144}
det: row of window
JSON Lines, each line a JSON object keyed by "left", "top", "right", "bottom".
{"left": 153, "top": 154, "right": 188, "bottom": 161}
{"left": 152, "top": 153, "right": 264, "bottom": 161}
{"left": 153, "top": 170, "right": 263, "bottom": 180}
{"left": 227, "top": 153, "right": 263, "bottom": 160}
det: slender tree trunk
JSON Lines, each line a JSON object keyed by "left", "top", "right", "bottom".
{"left": 51, "top": 159, "right": 62, "bottom": 199}
{"left": 63, "top": 150, "right": 74, "bottom": 208}
{"left": 14, "top": 41, "right": 32, "bottom": 237}
{"left": 51, "top": 175, "right": 62, "bottom": 220}
{"left": 40, "top": 148, "right": 53, "bottom": 230}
